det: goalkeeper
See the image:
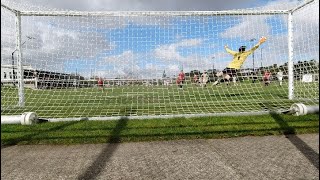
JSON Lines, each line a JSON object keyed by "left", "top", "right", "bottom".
{"left": 213, "top": 36, "right": 267, "bottom": 85}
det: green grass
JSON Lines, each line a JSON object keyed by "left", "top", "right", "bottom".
{"left": 1, "top": 80, "right": 318, "bottom": 118}
{"left": 1, "top": 80, "right": 318, "bottom": 145}
{"left": 1, "top": 113, "right": 318, "bottom": 145}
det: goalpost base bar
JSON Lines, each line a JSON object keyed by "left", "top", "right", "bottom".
{"left": 1, "top": 103, "right": 317, "bottom": 124}
{"left": 46, "top": 111, "right": 277, "bottom": 122}
{"left": 1, "top": 112, "right": 38, "bottom": 125}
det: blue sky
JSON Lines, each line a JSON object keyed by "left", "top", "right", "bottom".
{"left": 77, "top": 13, "right": 286, "bottom": 77}
{"left": 62, "top": 9, "right": 315, "bottom": 78}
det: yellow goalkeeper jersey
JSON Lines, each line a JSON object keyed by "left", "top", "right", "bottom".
{"left": 226, "top": 45, "right": 260, "bottom": 69}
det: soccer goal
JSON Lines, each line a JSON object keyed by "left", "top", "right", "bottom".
{"left": 1, "top": 0, "right": 319, "bottom": 121}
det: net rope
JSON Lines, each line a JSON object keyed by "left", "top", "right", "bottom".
{"left": 1, "top": 0, "right": 318, "bottom": 118}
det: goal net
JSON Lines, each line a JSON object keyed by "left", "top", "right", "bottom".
{"left": 1, "top": 0, "right": 319, "bottom": 120}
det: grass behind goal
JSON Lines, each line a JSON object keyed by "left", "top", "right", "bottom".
{"left": 1, "top": 80, "right": 318, "bottom": 118}
{"left": 1, "top": 113, "right": 318, "bottom": 145}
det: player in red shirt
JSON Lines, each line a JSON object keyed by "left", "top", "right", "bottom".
{"left": 263, "top": 71, "right": 271, "bottom": 86}
{"left": 97, "top": 77, "right": 103, "bottom": 90}
{"left": 177, "top": 70, "right": 185, "bottom": 89}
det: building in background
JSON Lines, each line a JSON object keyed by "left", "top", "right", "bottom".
{"left": 1, "top": 64, "right": 84, "bottom": 89}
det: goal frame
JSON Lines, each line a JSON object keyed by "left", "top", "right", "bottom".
{"left": 1, "top": 0, "right": 317, "bottom": 120}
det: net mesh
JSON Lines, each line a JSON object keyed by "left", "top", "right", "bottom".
{"left": 1, "top": 0, "right": 319, "bottom": 119}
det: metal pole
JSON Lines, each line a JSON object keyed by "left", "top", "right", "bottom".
{"left": 250, "top": 38, "right": 256, "bottom": 71}
{"left": 252, "top": 51, "right": 255, "bottom": 71}
{"left": 15, "top": 12, "right": 24, "bottom": 107}
{"left": 260, "top": 48, "right": 263, "bottom": 68}
{"left": 288, "top": 12, "right": 294, "bottom": 100}
{"left": 17, "top": 9, "right": 290, "bottom": 17}
{"left": 11, "top": 50, "right": 16, "bottom": 86}
{"left": 11, "top": 40, "right": 27, "bottom": 87}
{"left": 212, "top": 57, "right": 215, "bottom": 70}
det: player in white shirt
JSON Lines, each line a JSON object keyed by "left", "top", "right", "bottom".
{"left": 201, "top": 70, "right": 209, "bottom": 87}
{"left": 276, "top": 70, "right": 283, "bottom": 86}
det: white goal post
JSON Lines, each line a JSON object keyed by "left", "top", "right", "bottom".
{"left": 1, "top": 0, "right": 319, "bottom": 120}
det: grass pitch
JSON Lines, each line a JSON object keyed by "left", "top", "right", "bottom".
{"left": 1, "top": 113, "right": 318, "bottom": 145}
{"left": 1, "top": 80, "right": 318, "bottom": 145}
{"left": 1, "top": 80, "right": 318, "bottom": 118}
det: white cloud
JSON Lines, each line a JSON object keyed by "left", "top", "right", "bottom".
{"left": 153, "top": 38, "right": 218, "bottom": 76}
{"left": 154, "top": 38, "right": 203, "bottom": 62}
{"left": 100, "top": 51, "right": 146, "bottom": 78}
{"left": 220, "top": 17, "right": 270, "bottom": 41}
{"left": 101, "top": 50, "right": 134, "bottom": 65}
{"left": 4, "top": 0, "right": 259, "bottom": 11}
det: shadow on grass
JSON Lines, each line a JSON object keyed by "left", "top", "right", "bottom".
{"left": 53, "top": 118, "right": 320, "bottom": 132}
{"left": 270, "top": 112, "right": 319, "bottom": 170}
{"left": 1, "top": 120, "right": 80, "bottom": 149}
{"left": 77, "top": 111, "right": 129, "bottom": 180}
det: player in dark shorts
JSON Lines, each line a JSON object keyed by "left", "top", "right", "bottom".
{"left": 97, "top": 78, "right": 103, "bottom": 90}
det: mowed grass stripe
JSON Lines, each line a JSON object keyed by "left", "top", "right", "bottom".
{"left": 1, "top": 114, "right": 318, "bottom": 145}
{"left": 1, "top": 81, "right": 318, "bottom": 118}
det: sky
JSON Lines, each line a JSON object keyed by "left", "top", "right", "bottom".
{"left": 1, "top": 0, "right": 319, "bottom": 79}
{"left": 1, "top": 0, "right": 270, "bottom": 11}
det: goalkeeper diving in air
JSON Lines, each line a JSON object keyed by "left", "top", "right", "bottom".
{"left": 213, "top": 36, "right": 267, "bottom": 85}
